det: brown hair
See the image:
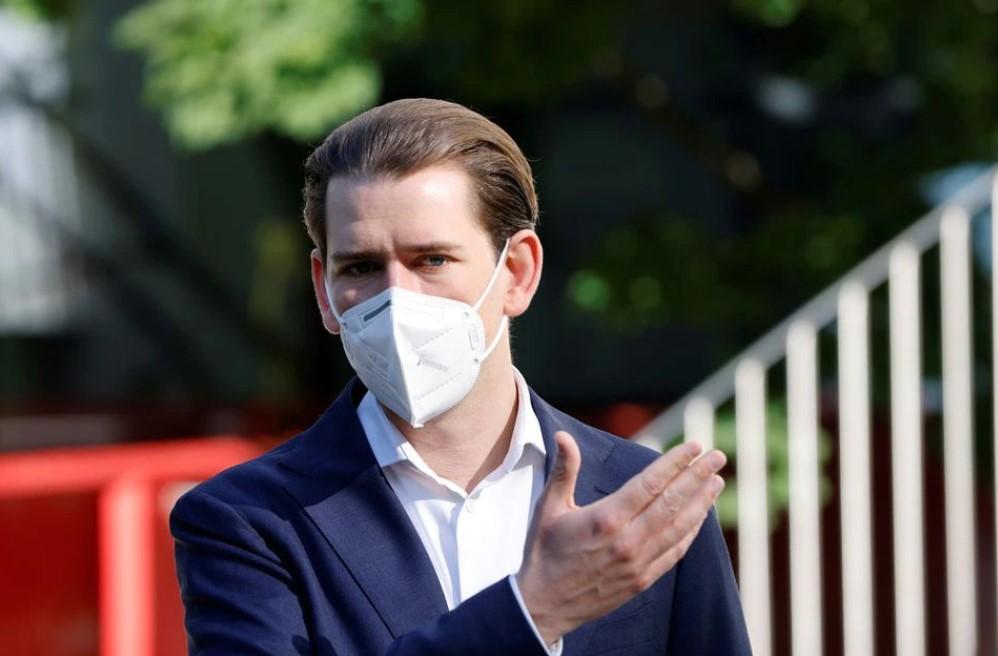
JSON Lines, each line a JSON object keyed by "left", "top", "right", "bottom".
{"left": 302, "top": 98, "right": 538, "bottom": 257}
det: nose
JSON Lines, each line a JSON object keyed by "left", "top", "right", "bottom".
{"left": 384, "top": 261, "right": 418, "bottom": 291}
{"left": 339, "top": 260, "right": 421, "bottom": 314}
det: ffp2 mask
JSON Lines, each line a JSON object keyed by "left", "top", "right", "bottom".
{"left": 325, "top": 240, "right": 510, "bottom": 428}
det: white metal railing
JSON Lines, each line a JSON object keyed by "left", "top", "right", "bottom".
{"left": 635, "top": 165, "right": 998, "bottom": 656}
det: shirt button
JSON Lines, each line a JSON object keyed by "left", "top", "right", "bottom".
{"left": 465, "top": 497, "right": 477, "bottom": 513}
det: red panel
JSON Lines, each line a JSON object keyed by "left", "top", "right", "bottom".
{"left": 0, "top": 437, "right": 269, "bottom": 656}
{"left": 0, "top": 493, "right": 99, "bottom": 656}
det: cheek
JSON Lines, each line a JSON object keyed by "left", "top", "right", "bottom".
{"left": 415, "top": 263, "right": 477, "bottom": 300}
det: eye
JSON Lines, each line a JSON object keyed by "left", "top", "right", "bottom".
{"left": 420, "top": 254, "right": 449, "bottom": 268}
{"left": 341, "top": 261, "right": 378, "bottom": 277}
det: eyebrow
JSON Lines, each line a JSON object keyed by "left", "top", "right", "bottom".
{"left": 330, "top": 241, "right": 464, "bottom": 263}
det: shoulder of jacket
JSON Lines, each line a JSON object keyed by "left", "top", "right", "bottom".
{"left": 178, "top": 431, "right": 310, "bottom": 509}
{"left": 541, "top": 400, "right": 660, "bottom": 486}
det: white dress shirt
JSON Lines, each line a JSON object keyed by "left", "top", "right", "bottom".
{"left": 356, "top": 369, "right": 562, "bottom": 654}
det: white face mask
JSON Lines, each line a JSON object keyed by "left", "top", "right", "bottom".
{"left": 325, "top": 240, "right": 510, "bottom": 428}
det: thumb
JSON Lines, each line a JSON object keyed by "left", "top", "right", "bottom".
{"left": 544, "top": 431, "right": 581, "bottom": 509}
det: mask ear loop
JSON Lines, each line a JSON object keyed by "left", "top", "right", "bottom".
{"left": 475, "top": 315, "right": 509, "bottom": 364}
{"left": 472, "top": 239, "right": 511, "bottom": 312}
{"left": 472, "top": 238, "right": 512, "bottom": 363}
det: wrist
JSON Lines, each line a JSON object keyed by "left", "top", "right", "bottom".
{"left": 515, "top": 571, "right": 567, "bottom": 645}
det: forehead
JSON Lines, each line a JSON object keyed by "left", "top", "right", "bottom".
{"left": 323, "top": 166, "right": 490, "bottom": 252}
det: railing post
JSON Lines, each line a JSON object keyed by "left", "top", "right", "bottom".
{"left": 99, "top": 475, "right": 155, "bottom": 656}
{"left": 940, "top": 206, "right": 978, "bottom": 656}
{"left": 837, "top": 282, "right": 874, "bottom": 656}
{"left": 735, "top": 359, "right": 772, "bottom": 656}
{"left": 889, "top": 242, "right": 927, "bottom": 656}
{"left": 787, "top": 320, "right": 823, "bottom": 656}
{"left": 683, "top": 397, "right": 715, "bottom": 451}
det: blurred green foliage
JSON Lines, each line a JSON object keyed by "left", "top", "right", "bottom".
{"left": 67, "top": 0, "right": 628, "bottom": 149}
{"left": 1, "top": 0, "right": 70, "bottom": 20}
{"left": 81, "top": 0, "right": 998, "bottom": 389}
{"left": 108, "top": 0, "right": 628, "bottom": 148}
{"left": 3, "top": 0, "right": 996, "bottom": 408}
{"left": 569, "top": 212, "right": 867, "bottom": 335}
{"left": 113, "top": 0, "right": 422, "bottom": 147}
{"left": 565, "top": 0, "right": 998, "bottom": 339}
{"left": 6, "top": 0, "right": 631, "bottom": 147}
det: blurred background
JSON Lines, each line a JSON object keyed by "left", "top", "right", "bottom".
{"left": 0, "top": 0, "right": 995, "bottom": 654}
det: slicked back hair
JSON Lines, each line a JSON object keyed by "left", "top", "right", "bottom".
{"left": 303, "top": 98, "right": 539, "bottom": 258}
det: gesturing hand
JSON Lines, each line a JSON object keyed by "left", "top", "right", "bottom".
{"left": 516, "top": 431, "right": 727, "bottom": 645}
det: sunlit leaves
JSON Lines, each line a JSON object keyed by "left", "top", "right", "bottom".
{"left": 0, "top": 0, "right": 73, "bottom": 21}
{"left": 114, "top": 0, "right": 421, "bottom": 148}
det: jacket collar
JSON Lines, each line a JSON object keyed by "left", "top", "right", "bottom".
{"left": 281, "top": 377, "right": 619, "bottom": 644}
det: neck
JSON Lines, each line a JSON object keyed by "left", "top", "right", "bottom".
{"left": 385, "top": 344, "right": 518, "bottom": 492}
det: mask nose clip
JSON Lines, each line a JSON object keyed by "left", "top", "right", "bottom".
{"left": 362, "top": 298, "right": 392, "bottom": 322}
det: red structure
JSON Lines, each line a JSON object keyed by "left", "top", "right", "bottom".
{"left": 0, "top": 438, "right": 265, "bottom": 656}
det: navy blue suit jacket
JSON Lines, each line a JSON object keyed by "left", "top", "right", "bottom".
{"left": 172, "top": 379, "right": 751, "bottom": 655}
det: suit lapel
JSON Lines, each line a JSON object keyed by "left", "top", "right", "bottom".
{"left": 282, "top": 380, "right": 449, "bottom": 638}
{"left": 530, "top": 387, "right": 611, "bottom": 508}
{"left": 530, "top": 389, "right": 616, "bottom": 654}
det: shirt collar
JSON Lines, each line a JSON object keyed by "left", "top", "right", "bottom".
{"left": 357, "top": 368, "right": 546, "bottom": 480}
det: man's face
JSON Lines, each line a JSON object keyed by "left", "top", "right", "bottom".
{"left": 313, "top": 165, "right": 506, "bottom": 336}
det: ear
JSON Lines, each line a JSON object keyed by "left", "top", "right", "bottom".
{"left": 310, "top": 248, "right": 341, "bottom": 335}
{"left": 503, "top": 229, "right": 543, "bottom": 318}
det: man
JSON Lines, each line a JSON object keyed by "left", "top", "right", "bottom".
{"left": 172, "top": 98, "right": 751, "bottom": 655}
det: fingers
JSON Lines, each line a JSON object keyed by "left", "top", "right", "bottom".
{"left": 637, "top": 470, "right": 721, "bottom": 567}
{"left": 605, "top": 441, "right": 704, "bottom": 518}
{"left": 630, "top": 449, "right": 725, "bottom": 538}
{"left": 542, "top": 431, "right": 581, "bottom": 510}
{"left": 641, "top": 512, "right": 710, "bottom": 587}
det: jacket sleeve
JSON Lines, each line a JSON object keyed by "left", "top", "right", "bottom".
{"left": 385, "top": 578, "right": 548, "bottom": 656}
{"left": 665, "top": 508, "right": 753, "bottom": 655}
{"left": 171, "top": 490, "right": 311, "bottom": 655}
{"left": 172, "top": 489, "right": 548, "bottom": 656}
